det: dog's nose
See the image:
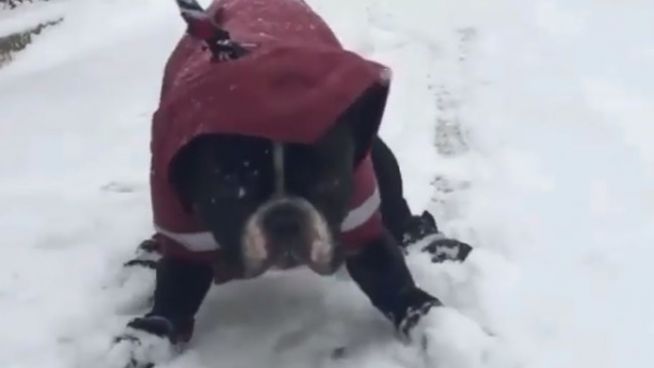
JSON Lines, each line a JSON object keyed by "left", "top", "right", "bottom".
{"left": 262, "top": 203, "right": 303, "bottom": 238}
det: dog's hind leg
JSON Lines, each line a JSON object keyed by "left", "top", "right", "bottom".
{"left": 345, "top": 232, "right": 441, "bottom": 337}
{"left": 370, "top": 137, "right": 413, "bottom": 242}
{"left": 370, "top": 137, "right": 473, "bottom": 262}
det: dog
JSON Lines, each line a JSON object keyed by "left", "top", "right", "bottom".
{"left": 113, "top": 0, "right": 472, "bottom": 366}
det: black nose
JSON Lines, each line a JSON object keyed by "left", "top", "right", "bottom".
{"left": 262, "top": 203, "right": 304, "bottom": 238}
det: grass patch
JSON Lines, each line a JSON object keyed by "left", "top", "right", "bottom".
{"left": 0, "top": 17, "right": 63, "bottom": 68}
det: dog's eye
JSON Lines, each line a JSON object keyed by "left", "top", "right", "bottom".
{"left": 213, "top": 166, "right": 269, "bottom": 200}
{"left": 210, "top": 174, "right": 240, "bottom": 197}
{"left": 213, "top": 184, "right": 250, "bottom": 201}
{"left": 237, "top": 187, "right": 247, "bottom": 199}
{"left": 313, "top": 178, "right": 342, "bottom": 194}
{"left": 244, "top": 168, "right": 261, "bottom": 179}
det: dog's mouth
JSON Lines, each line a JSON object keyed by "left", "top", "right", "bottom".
{"left": 241, "top": 197, "right": 341, "bottom": 278}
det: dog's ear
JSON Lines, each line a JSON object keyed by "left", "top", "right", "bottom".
{"left": 340, "top": 83, "right": 390, "bottom": 165}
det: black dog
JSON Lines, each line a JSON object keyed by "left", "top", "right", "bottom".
{"left": 116, "top": 0, "right": 471, "bottom": 365}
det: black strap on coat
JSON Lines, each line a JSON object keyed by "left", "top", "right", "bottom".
{"left": 174, "top": 0, "right": 248, "bottom": 61}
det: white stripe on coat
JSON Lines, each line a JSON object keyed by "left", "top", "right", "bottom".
{"left": 340, "top": 185, "right": 381, "bottom": 232}
{"left": 155, "top": 225, "right": 220, "bottom": 252}
{"left": 156, "top": 187, "right": 381, "bottom": 252}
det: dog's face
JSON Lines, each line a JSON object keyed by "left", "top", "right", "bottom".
{"left": 172, "top": 121, "right": 356, "bottom": 278}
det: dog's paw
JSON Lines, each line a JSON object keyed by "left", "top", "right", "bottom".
{"left": 109, "top": 330, "right": 177, "bottom": 368}
{"left": 397, "top": 296, "right": 441, "bottom": 339}
{"left": 123, "top": 239, "right": 162, "bottom": 269}
{"left": 108, "top": 317, "right": 185, "bottom": 368}
{"left": 112, "top": 240, "right": 159, "bottom": 313}
{"left": 405, "top": 307, "right": 494, "bottom": 368}
{"left": 422, "top": 237, "right": 473, "bottom": 263}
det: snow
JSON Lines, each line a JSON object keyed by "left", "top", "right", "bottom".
{"left": 2, "top": 0, "right": 654, "bottom": 367}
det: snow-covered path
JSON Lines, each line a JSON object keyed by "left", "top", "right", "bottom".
{"left": 2, "top": 1, "right": 654, "bottom": 367}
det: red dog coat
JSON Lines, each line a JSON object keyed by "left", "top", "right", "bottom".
{"left": 150, "top": 0, "right": 392, "bottom": 263}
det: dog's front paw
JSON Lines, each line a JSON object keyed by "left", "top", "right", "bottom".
{"left": 397, "top": 296, "right": 440, "bottom": 339}
{"left": 404, "top": 307, "right": 494, "bottom": 368}
{"left": 110, "top": 330, "right": 176, "bottom": 368}
{"left": 123, "top": 238, "right": 162, "bottom": 269}
{"left": 109, "top": 316, "right": 186, "bottom": 368}
{"left": 422, "top": 237, "right": 473, "bottom": 263}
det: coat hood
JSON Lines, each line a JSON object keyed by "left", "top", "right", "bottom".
{"left": 151, "top": 0, "right": 391, "bottom": 237}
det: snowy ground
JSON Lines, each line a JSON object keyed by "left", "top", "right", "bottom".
{"left": 2, "top": 0, "right": 654, "bottom": 367}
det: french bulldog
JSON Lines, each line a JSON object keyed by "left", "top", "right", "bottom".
{"left": 112, "top": 0, "right": 471, "bottom": 366}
